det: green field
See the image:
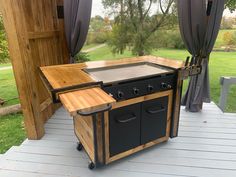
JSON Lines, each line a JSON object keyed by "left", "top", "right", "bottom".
{"left": 0, "top": 114, "right": 26, "bottom": 154}
{"left": 0, "top": 68, "right": 19, "bottom": 107}
{"left": 0, "top": 63, "right": 11, "bottom": 68}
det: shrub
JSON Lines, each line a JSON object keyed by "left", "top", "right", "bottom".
{"left": 0, "top": 15, "right": 9, "bottom": 63}
{"left": 86, "top": 32, "right": 108, "bottom": 45}
{"left": 223, "top": 32, "right": 236, "bottom": 46}
{"left": 167, "top": 31, "right": 185, "bottom": 49}
{"left": 74, "top": 52, "right": 90, "bottom": 63}
{"left": 153, "top": 30, "right": 185, "bottom": 49}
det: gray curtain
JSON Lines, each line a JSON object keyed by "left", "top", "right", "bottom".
{"left": 177, "top": 0, "right": 225, "bottom": 112}
{"left": 64, "top": 0, "right": 92, "bottom": 63}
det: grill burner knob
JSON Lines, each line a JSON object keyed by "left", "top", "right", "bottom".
{"left": 117, "top": 91, "right": 124, "bottom": 99}
{"left": 161, "top": 82, "right": 168, "bottom": 89}
{"left": 133, "top": 88, "right": 139, "bottom": 95}
{"left": 147, "top": 85, "right": 154, "bottom": 92}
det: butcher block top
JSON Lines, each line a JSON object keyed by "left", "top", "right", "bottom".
{"left": 40, "top": 56, "right": 184, "bottom": 90}
{"left": 59, "top": 87, "right": 116, "bottom": 116}
{"left": 40, "top": 56, "right": 184, "bottom": 115}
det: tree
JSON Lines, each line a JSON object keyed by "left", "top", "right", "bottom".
{"left": 0, "top": 15, "right": 9, "bottom": 63}
{"left": 102, "top": 0, "right": 176, "bottom": 56}
{"left": 226, "top": 0, "right": 236, "bottom": 12}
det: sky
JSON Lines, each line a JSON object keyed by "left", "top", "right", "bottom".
{"left": 91, "top": 0, "right": 236, "bottom": 18}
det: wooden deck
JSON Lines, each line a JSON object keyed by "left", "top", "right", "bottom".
{"left": 1, "top": 102, "right": 236, "bottom": 177}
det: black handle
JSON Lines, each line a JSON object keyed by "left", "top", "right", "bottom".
{"left": 77, "top": 104, "right": 112, "bottom": 116}
{"left": 146, "top": 107, "right": 166, "bottom": 114}
{"left": 116, "top": 114, "right": 137, "bottom": 123}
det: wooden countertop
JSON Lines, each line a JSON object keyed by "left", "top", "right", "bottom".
{"left": 59, "top": 87, "right": 116, "bottom": 116}
{"left": 40, "top": 56, "right": 184, "bottom": 90}
{"left": 40, "top": 55, "right": 184, "bottom": 115}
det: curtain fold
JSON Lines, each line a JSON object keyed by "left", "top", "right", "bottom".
{"left": 177, "top": 0, "right": 225, "bottom": 112}
{"left": 64, "top": 0, "right": 92, "bottom": 63}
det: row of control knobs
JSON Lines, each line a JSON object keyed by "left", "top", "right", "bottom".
{"left": 117, "top": 82, "right": 172, "bottom": 99}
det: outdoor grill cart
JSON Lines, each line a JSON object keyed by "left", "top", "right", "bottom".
{"left": 40, "top": 56, "right": 185, "bottom": 169}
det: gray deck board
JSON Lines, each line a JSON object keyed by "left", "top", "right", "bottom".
{"left": 1, "top": 102, "right": 236, "bottom": 177}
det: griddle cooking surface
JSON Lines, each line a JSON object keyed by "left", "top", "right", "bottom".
{"left": 84, "top": 63, "right": 173, "bottom": 84}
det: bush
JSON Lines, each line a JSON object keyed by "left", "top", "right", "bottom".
{"left": 0, "top": 15, "right": 9, "bottom": 63}
{"left": 166, "top": 31, "right": 185, "bottom": 49}
{"left": 86, "top": 32, "right": 108, "bottom": 45}
{"left": 223, "top": 32, "right": 236, "bottom": 46}
{"left": 153, "top": 30, "right": 185, "bottom": 49}
{"left": 74, "top": 52, "right": 90, "bottom": 63}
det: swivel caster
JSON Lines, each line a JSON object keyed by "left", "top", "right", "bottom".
{"left": 88, "top": 162, "right": 95, "bottom": 170}
{"left": 77, "top": 142, "right": 83, "bottom": 151}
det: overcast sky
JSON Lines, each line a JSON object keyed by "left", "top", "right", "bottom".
{"left": 91, "top": 0, "right": 236, "bottom": 18}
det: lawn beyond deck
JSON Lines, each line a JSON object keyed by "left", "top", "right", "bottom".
{"left": 0, "top": 102, "right": 236, "bottom": 177}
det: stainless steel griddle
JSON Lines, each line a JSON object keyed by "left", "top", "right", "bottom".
{"left": 84, "top": 62, "right": 174, "bottom": 85}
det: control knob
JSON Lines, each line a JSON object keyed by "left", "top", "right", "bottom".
{"left": 161, "top": 82, "right": 172, "bottom": 89}
{"left": 161, "top": 82, "right": 168, "bottom": 89}
{"left": 133, "top": 88, "right": 140, "bottom": 95}
{"left": 147, "top": 85, "right": 154, "bottom": 92}
{"left": 117, "top": 91, "right": 124, "bottom": 99}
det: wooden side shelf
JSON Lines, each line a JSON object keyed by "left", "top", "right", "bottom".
{"left": 59, "top": 87, "right": 116, "bottom": 116}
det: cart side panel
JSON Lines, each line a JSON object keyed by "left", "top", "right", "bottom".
{"left": 74, "top": 116, "right": 95, "bottom": 162}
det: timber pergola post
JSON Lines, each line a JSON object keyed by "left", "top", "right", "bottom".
{"left": 0, "top": 0, "right": 68, "bottom": 139}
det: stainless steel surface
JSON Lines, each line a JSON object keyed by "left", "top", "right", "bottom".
{"left": 84, "top": 63, "right": 173, "bottom": 84}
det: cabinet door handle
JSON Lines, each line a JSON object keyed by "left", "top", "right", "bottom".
{"left": 146, "top": 107, "right": 166, "bottom": 114}
{"left": 77, "top": 104, "right": 112, "bottom": 116}
{"left": 116, "top": 114, "right": 137, "bottom": 123}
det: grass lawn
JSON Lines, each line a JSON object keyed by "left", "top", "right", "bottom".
{"left": 0, "top": 69, "right": 19, "bottom": 107}
{"left": 89, "top": 45, "right": 236, "bottom": 113}
{"left": 0, "top": 63, "right": 11, "bottom": 68}
{"left": 0, "top": 114, "right": 26, "bottom": 154}
{"left": 82, "top": 43, "right": 101, "bottom": 51}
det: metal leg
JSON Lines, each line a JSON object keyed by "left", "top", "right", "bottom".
{"left": 92, "top": 114, "right": 99, "bottom": 168}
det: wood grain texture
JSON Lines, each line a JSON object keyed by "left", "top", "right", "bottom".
{"left": 59, "top": 87, "right": 116, "bottom": 116}
{"left": 73, "top": 115, "right": 94, "bottom": 162}
{"left": 0, "top": 0, "right": 68, "bottom": 139}
{"left": 171, "top": 70, "right": 183, "bottom": 138}
{"left": 40, "top": 56, "right": 184, "bottom": 90}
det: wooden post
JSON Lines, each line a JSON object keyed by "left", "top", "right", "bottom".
{"left": 0, "top": 0, "right": 68, "bottom": 139}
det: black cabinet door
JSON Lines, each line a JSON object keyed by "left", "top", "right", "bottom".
{"left": 109, "top": 103, "right": 141, "bottom": 156}
{"left": 141, "top": 96, "right": 168, "bottom": 144}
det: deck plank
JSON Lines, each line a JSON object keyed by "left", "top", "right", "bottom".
{"left": 1, "top": 102, "right": 236, "bottom": 177}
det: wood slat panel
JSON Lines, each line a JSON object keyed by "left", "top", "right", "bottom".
{"left": 59, "top": 87, "right": 116, "bottom": 116}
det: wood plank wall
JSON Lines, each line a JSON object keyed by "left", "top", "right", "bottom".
{"left": 0, "top": 0, "right": 68, "bottom": 139}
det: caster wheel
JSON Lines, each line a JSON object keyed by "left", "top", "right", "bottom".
{"left": 77, "top": 142, "right": 83, "bottom": 151}
{"left": 88, "top": 162, "right": 95, "bottom": 170}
